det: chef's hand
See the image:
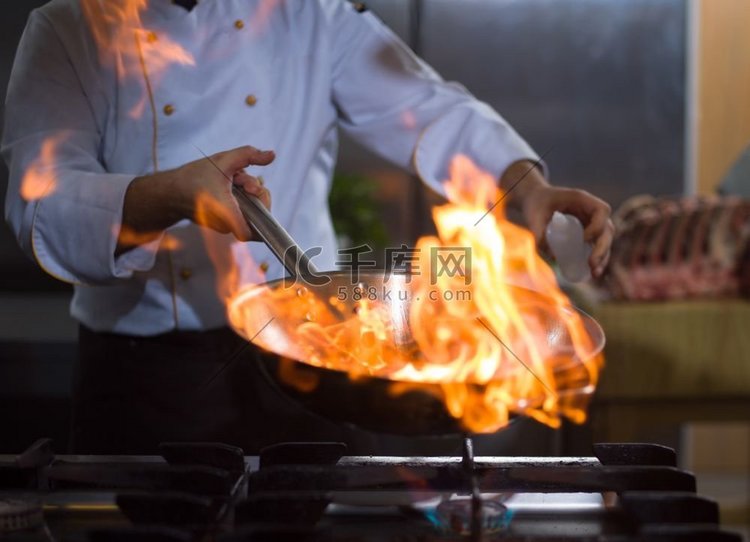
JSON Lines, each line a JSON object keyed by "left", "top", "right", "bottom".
{"left": 176, "top": 146, "right": 274, "bottom": 241}
{"left": 116, "top": 146, "right": 274, "bottom": 256}
{"left": 500, "top": 160, "right": 614, "bottom": 278}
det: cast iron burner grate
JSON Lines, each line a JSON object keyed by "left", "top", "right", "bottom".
{"left": 0, "top": 438, "right": 744, "bottom": 541}
{"left": 239, "top": 439, "right": 736, "bottom": 542}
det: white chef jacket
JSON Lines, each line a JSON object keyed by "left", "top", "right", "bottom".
{"left": 3, "top": 0, "right": 539, "bottom": 336}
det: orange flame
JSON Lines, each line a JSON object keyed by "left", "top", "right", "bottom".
{"left": 250, "top": 0, "right": 283, "bottom": 35}
{"left": 401, "top": 110, "right": 418, "bottom": 131}
{"left": 80, "top": 0, "right": 194, "bottom": 118}
{"left": 194, "top": 190, "right": 268, "bottom": 304}
{"left": 19, "top": 132, "right": 70, "bottom": 202}
{"left": 194, "top": 191, "right": 242, "bottom": 302}
{"left": 226, "top": 156, "right": 604, "bottom": 433}
{"left": 116, "top": 225, "right": 182, "bottom": 252}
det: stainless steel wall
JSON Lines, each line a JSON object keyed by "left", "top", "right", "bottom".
{"left": 339, "top": 0, "right": 688, "bottom": 237}
{"left": 420, "top": 0, "right": 687, "bottom": 205}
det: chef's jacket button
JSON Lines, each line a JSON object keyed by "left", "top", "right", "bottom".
{"left": 234, "top": 19, "right": 245, "bottom": 30}
{"left": 259, "top": 262, "right": 269, "bottom": 273}
{"left": 146, "top": 31, "right": 158, "bottom": 44}
{"left": 245, "top": 94, "right": 258, "bottom": 107}
{"left": 163, "top": 104, "right": 175, "bottom": 116}
{"left": 179, "top": 268, "right": 193, "bottom": 280}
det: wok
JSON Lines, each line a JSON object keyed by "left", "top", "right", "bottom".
{"left": 231, "top": 187, "right": 605, "bottom": 435}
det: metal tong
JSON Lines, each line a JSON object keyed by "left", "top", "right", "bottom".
{"left": 232, "top": 185, "right": 318, "bottom": 278}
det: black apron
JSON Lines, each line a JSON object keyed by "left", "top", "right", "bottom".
{"left": 71, "top": 325, "right": 376, "bottom": 454}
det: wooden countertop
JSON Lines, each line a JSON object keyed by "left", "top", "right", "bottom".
{"left": 592, "top": 300, "right": 750, "bottom": 399}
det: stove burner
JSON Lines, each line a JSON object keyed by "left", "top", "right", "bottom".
{"left": 0, "top": 499, "right": 44, "bottom": 533}
{"left": 435, "top": 496, "right": 510, "bottom": 535}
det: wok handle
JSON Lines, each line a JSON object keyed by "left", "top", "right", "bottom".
{"left": 232, "top": 185, "right": 318, "bottom": 277}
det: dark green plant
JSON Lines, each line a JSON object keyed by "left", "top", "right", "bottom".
{"left": 328, "top": 172, "right": 390, "bottom": 251}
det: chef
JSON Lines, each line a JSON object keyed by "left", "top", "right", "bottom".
{"left": 2, "top": 0, "right": 614, "bottom": 454}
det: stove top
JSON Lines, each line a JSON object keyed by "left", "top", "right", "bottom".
{"left": 0, "top": 438, "right": 742, "bottom": 541}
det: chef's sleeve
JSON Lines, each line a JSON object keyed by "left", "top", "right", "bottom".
{"left": 1, "top": 11, "right": 162, "bottom": 285}
{"left": 327, "top": 1, "right": 541, "bottom": 197}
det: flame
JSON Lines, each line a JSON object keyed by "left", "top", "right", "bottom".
{"left": 401, "top": 110, "right": 417, "bottom": 131}
{"left": 19, "top": 132, "right": 70, "bottom": 202}
{"left": 227, "top": 156, "right": 604, "bottom": 433}
{"left": 194, "top": 189, "right": 268, "bottom": 304}
{"left": 194, "top": 191, "right": 242, "bottom": 302}
{"left": 80, "top": 0, "right": 194, "bottom": 118}
{"left": 250, "top": 0, "right": 283, "bottom": 35}
{"left": 278, "top": 358, "right": 320, "bottom": 393}
{"left": 116, "top": 225, "right": 182, "bottom": 252}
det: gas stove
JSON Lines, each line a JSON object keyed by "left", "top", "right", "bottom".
{"left": 0, "top": 438, "right": 742, "bottom": 541}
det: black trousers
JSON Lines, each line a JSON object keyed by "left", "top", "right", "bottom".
{"left": 71, "top": 326, "right": 375, "bottom": 454}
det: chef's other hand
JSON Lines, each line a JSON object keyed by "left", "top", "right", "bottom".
{"left": 178, "top": 146, "right": 274, "bottom": 241}
{"left": 117, "top": 146, "right": 274, "bottom": 256}
{"left": 522, "top": 185, "right": 613, "bottom": 277}
{"left": 500, "top": 160, "right": 614, "bottom": 278}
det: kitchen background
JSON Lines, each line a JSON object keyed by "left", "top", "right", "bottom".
{"left": 0, "top": 0, "right": 748, "bottom": 534}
